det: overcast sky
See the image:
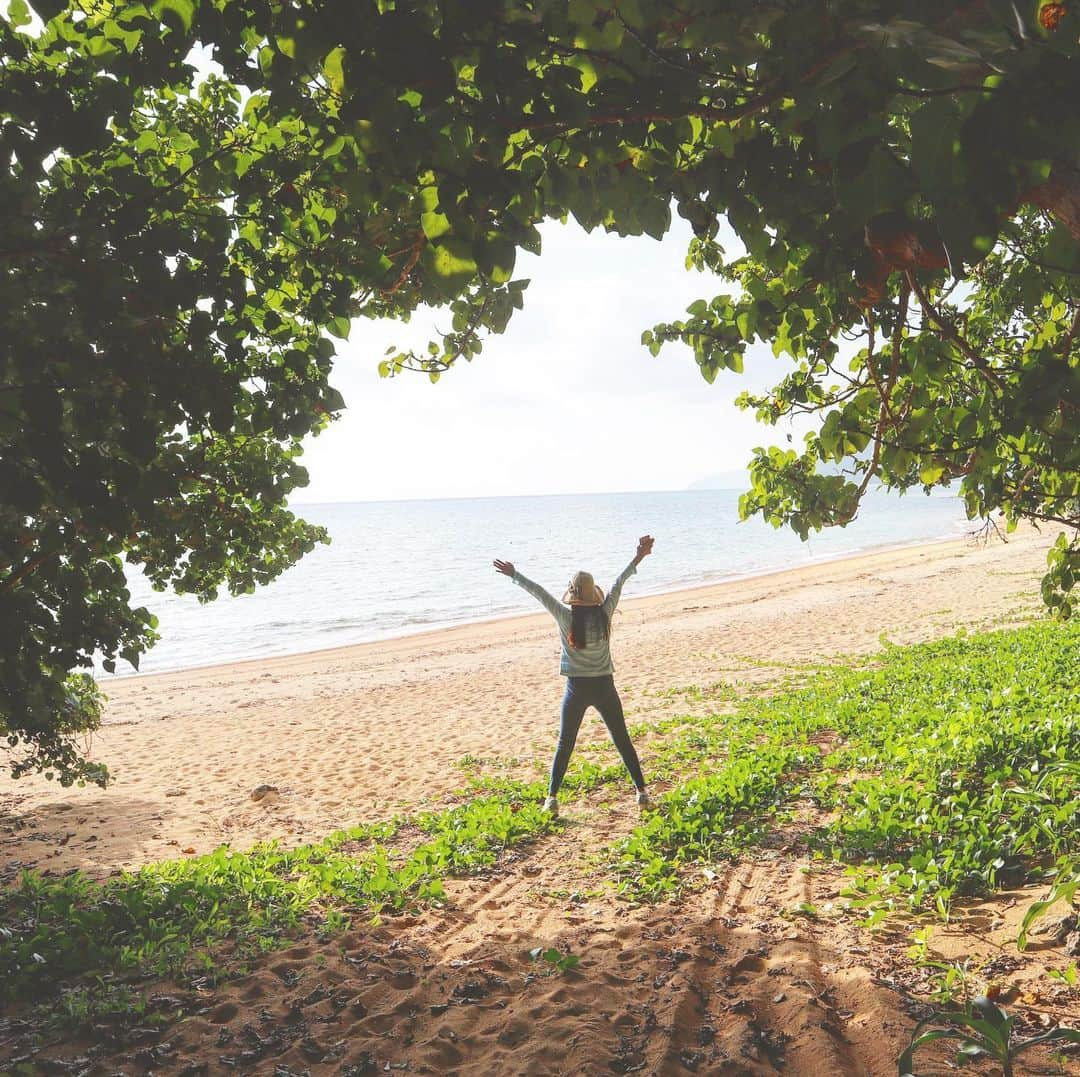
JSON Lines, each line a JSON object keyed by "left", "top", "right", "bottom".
{"left": 294, "top": 216, "right": 806, "bottom": 504}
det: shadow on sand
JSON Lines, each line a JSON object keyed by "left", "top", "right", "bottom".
{"left": 0, "top": 791, "right": 169, "bottom": 883}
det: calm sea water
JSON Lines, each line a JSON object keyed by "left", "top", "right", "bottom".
{"left": 113, "top": 489, "right": 971, "bottom": 676}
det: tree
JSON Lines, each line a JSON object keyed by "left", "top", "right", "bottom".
{"left": 2, "top": 0, "right": 1077, "bottom": 783}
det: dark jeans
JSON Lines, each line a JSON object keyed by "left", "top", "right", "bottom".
{"left": 549, "top": 674, "right": 646, "bottom": 796}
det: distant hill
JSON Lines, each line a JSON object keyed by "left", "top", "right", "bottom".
{"left": 688, "top": 464, "right": 958, "bottom": 494}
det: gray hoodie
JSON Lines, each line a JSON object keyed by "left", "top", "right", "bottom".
{"left": 511, "top": 560, "right": 638, "bottom": 677}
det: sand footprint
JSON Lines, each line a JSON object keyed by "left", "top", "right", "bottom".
{"left": 727, "top": 953, "right": 767, "bottom": 984}
{"left": 208, "top": 1002, "right": 238, "bottom": 1024}
{"left": 358, "top": 1012, "right": 399, "bottom": 1034}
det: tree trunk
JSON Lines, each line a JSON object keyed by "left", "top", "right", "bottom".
{"left": 1025, "top": 159, "right": 1080, "bottom": 241}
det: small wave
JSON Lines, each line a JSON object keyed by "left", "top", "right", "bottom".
{"left": 111, "top": 490, "right": 969, "bottom": 674}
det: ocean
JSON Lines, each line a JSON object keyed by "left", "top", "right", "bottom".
{"left": 112, "top": 488, "right": 972, "bottom": 676}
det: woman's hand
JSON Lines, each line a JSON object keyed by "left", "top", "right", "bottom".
{"left": 493, "top": 559, "right": 515, "bottom": 577}
{"left": 634, "top": 535, "right": 655, "bottom": 564}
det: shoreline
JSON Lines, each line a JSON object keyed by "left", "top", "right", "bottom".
{"left": 1, "top": 524, "right": 1053, "bottom": 880}
{"left": 103, "top": 524, "right": 981, "bottom": 683}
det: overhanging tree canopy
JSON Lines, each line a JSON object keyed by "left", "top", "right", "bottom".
{"left": 2, "top": 0, "right": 1078, "bottom": 783}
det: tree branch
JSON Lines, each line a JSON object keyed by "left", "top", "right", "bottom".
{"left": 0, "top": 551, "right": 60, "bottom": 594}
{"left": 906, "top": 271, "right": 1003, "bottom": 392}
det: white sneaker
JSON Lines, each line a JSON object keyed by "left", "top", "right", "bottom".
{"left": 543, "top": 795, "right": 559, "bottom": 817}
{"left": 636, "top": 789, "right": 652, "bottom": 809}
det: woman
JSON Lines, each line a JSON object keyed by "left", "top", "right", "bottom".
{"left": 493, "top": 535, "right": 654, "bottom": 817}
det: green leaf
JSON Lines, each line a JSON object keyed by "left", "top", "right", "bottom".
{"left": 426, "top": 238, "right": 478, "bottom": 294}
{"left": 706, "top": 124, "right": 735, "bottom": 157}
{"left": 27, "top": 0, "right": 65, "bottom": 19}
{"left": 970, "top": 995, "right": 1010, "bottom": 1035}
{"left": 324, "top": 46, "right": 346, "bottom": 96}
{"left": 909, "top": 97, "right": 961, "bottom": 205}
{"left": 837, "top": 147, "right": 911, "bottom": 222}
{"left": 478, "top": 236, "right": 516, "bottom": 284}
{"left": 7, "top": 0, "right": 31, "bottom": 29}
{"left": 899, "top": 1027, "right": 986, "bottom": 1075}
{"left": 565, "top": 53, "right": 598, "bottom": 93}
{"left": 419, "top": 187, "right": 451, "bottom": 242}
{"left": 639, "top": 199, "right": 671, "bottom": 241}
{"left": 1015, "top": 1027, "right": 1080, "bottom": 1052}
{"left": 1043, "top": 224, "right": 1080, "bottom": 273}
{"left": 327, "top": 317, "right": 351, "bottom": 340}
{"left": 151, "top": 0, "right": 194, "bottom": 32}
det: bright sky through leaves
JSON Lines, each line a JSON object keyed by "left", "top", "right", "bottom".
{"left": 297, "top": 216, "right": 800, "bottom": 503}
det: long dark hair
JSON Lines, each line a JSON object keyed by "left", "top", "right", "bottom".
{"left": 569, "top": 605, "right": 610, "bottom": 649}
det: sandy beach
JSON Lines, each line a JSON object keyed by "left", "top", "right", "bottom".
{"left": 0, "top": 525, "right": 1054, "bottom": 881}
{"left": 5, "top": 525, "right": 1076, "bottom": 1077}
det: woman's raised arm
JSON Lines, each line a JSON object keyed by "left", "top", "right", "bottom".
{"left": 604, "top": 535, "right": 655, "bottom": 616}
{"left": 494, "top": 559, "right": 566, "bottom": 622}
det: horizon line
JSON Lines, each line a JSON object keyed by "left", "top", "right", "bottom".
{"left": 287, "top": 484, "right": 960, "bottom": 510}
{"left": 287, "top": 484, "right": 750, "bottom": 509}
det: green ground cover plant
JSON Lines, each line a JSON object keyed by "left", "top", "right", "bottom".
{"left": 612, "top": 619, "right": 1080, "bottom": 913}
{"left": 529, "top": 945, "right": 580, "bottom": 974}
{"left": 611, "top": 739, "right": 812, "bottom": 899}
{"left": 899, "top": 994, "right": 1080, "bottom": 1077}
{"left": 0, "top": 796, "right": 553, "bottom": 1006}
